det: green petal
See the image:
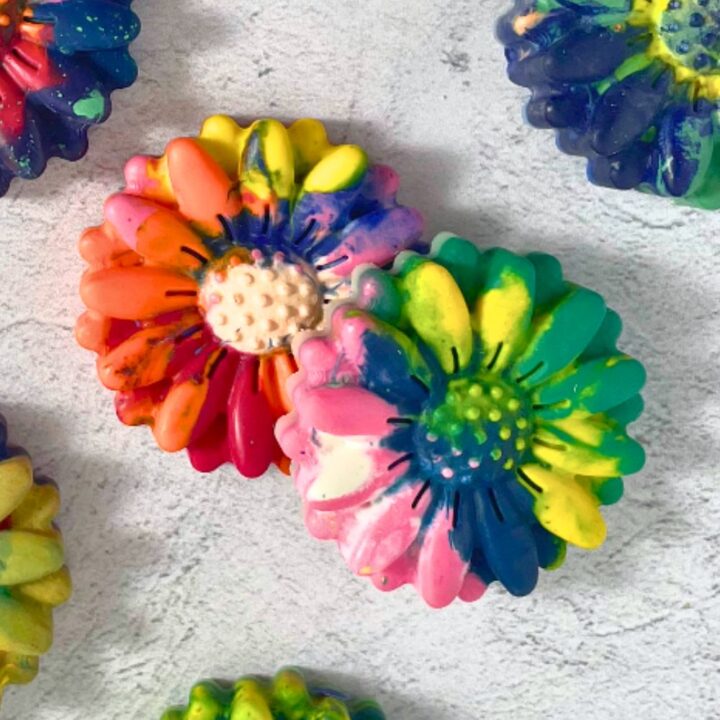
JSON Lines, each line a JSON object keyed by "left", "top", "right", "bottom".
{"left": 0, "top": 531, "right": 64, "bottom": 586}
{"left": 171, "top": 681, "right": 231, "bottom": 720}
{"left": 526, "top": 252, "right": 565, "bottom": 309}
{"left": 512, "top": 286, "right": 606, "bottom": 386}
{"left": 580, "top": 308, "right": 622, "bottom": 361}
{"left": 0, "top": 593, "right": 52, "bottom": 655}
{"left": 429, "top": 233, "right": 486, "bottom": 306}
{"left": 533, "top": 355, "right": 646, "bottom": 420}
{"left": 606, "top": 395, "right": 645, "bottom": 427}
{"left": 399, "top": 260, "right": 472, "bottom": 374}
{"left": 354, "top": 266, "right": 404, "bottom": 325}
{"left": 473, "top": 248, "right": 535, "bottom": 371}
{"left": 533, "top": 416, "right": 645, "bottom": 477}
{"left": 271, "top": 668, "right": 312, "bottom": 713}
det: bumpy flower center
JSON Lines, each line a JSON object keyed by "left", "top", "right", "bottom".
{"left": 0, "top": 0, "right": 21, "bottom": 45}
{"left": 199, "top": 250, "right": 323, "bottom": 354}
{"left": 417, "top": 374, "right": 533, "bottom": 484}
{"left": 636, "top": 0, "right": 720, "bottom": 96}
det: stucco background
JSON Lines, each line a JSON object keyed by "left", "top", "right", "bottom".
{"left": 1, "top": 1, "right": 719, "bottom": 718}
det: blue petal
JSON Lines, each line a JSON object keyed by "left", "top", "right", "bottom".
{"left": 32, "top": 0, "right": 140, "bottom": 53}
{"left": 590, "top": 67, "right": 672, "bottom": 156}
{"left": 587, "top": 142, "right": 651, "bottom": 189}
{"left": 526, "top": 86, "right": 591, "bottom": 129}
{"left": 87, "top": 48, "right": 138, "bottom": 90}
{"left": 657, "top": 103, "right": 715, "bottom": 197}
{"left": 0, "top": 107, "right": 46, "bottom": 179}
{"left": 471, "top": 483, "right": 540, "bottom": 596}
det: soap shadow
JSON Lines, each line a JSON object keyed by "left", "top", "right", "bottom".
{"left": 0, "top": 404, "right": 164, "bottom": 718}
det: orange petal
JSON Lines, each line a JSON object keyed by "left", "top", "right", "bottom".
{"left": 97, "top": 325, "right": 189, "bottom": 391}
{"left": 104, "top": 194, "right": 211, "bottom": 271}
{"left": 152, "top": 352, "right": 223, "bottom": 452}
{"left": 78, "top": 225, "right": 141, "bottom": 269}
{"left": 80, "top": 267, "right": 199, "bottom": 320}
{"left": 259, "top": 351, "right": 297, "bottom": 419}
{"left": 166, "top": 138, "right": 243, "bottom": 233}
{"left": 75, "top": 310, "right": 111, "bottom": 353}
{"left": 116, "top": 383, "right": 168, "bottom": 426}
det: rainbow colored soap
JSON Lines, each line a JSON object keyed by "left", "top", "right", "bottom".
{"left": 162, "top": 668, "right": 385, "bottom": 720}
{"left": 277, "top": 233, "right": 646, "bottom": 608}
{"left": 0, "top": 0, "right": 140, "bottom": 196}
{"left": 76, "top": 116, "right": 423, "bottom": 478}
{"left": 499, "top": 0, "right": 720, "bottom": 207}
{"left": 0, "top": 414, "right": 71, "bottom": 697}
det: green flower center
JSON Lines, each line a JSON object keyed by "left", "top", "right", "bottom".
{"left": 418, "top": 374, "right": 533, "bottom": 483}
{"left": 659, "top": 0, "right": 720, "bottom": 73}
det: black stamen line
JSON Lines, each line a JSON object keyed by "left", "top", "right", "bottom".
{"left": 180, "top": 246, "right": 209, "bottom": 265}
{"left": 387, "top": 453, "right": 414, "bottom": 471}
{"left": 486, "top": 342, "right": 503, "bottom": 371}
{"left": 207, "top": 348, "right": 228, "bottom": 380}
{"left": 488, "top": 488, "right": 505, "bottom": 523}
{"left": 261, "top": 206, "right": 271, "bottom": 236}
{"left": 387, "top": 417, "right": 414, "bottom": 426}
{"left": 410, "top": 375, "right": 430, "bottom": 394}
{"left": 174, "top": 323, "right": 204, "bottom": 343}
{"left": 411, "top": 480, "right": 431, "bottom": 509}
{"left": 165, "top": 290, "right": 198, "bottom": 297}
{"left": 515, "top": 361, "right": 544, "bottom": 384}
{"left": 216, "top": 214, "right": 234, "bottom": 243}
{"left": 517, "top": 468, "right": 543, "bottom": 494}
{"left": 294, "top": 219, "right": 317, "bottom": 245}
{"left": 451, "top": 346, "right": 460, "bottom": 374}
{"left": 532, "top": 436, "right": 566, "bottom": 452}
{"left": 315, "top": 255, "right": 349, "bottom": 273}
{"left": 452, "top": 491, "right": 461, "bottom": 529}
{"left": 532, "top": 399, "right": 571, "bottom": 412}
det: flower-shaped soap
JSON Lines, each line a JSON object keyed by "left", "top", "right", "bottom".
{"left": 76, "top": 116, "right": 423, "bottom": 478}
{"left": 0, "top": 0, "right": 140, "bottom": 196}
{"left": 162, "top": 668, "right": 386, "bottom": 720}
{"left": 277, "top": 233, "right": 646, "bottom": 608}
{"left": 0, "top": 414, "right": 71, "bottom": 697}
{"left": 499, "top": 0, "right": 720, "bottom": 207}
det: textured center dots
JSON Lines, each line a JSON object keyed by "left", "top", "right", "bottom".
{"left": 416, "top": 374, "right": 533, "bottom": 486}
{"left": 0, "top": 0, "right": 21, "bottom": 44}
{"left": 658, "top": 0, "right": 720, "bottom": 73}
{"left": 199, "top": 249, "right": 323, "bottom": 354}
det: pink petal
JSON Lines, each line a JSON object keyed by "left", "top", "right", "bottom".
{"left": 416, "top": 509, "right": 470, "bottom": 609}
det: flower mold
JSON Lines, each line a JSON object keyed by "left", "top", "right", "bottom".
{"left": 0, "top": 0, "right": 140, "bottom": 196}
{"left": 499, "top": 0, "right": 720, "bottom": 208}
{"left": 76, "top": 116, "right": 423, "bottom": 478}
{"left": 161, "top": 668, "right": 386, "bottom": 720}
{"left": 0, "top": 414, "right": 71, "bottom": 697}
{"left": 277, "top": 233, "right": 646, "bottom": 608}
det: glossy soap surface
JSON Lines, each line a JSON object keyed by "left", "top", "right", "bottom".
{"left": 76, "top": 116, "right": 423, "bottom": 479}
{"left": 277, "top": 234, "right": 646, "bottom": 608}
{"left": 499, "top": 0, "right": 720, "bottom": 207}
{"left": 0, "top": 414, "right": 70, "bottom": 698}
{"left": 162, "top": 668, "right": 386, "bottom": 720}
{"left": 0, "top": 0, "right": 140, "bottom": 196}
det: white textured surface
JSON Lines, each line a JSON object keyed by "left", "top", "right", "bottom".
{"left": 1, "top": 1, "right": 719, "bottom": 718}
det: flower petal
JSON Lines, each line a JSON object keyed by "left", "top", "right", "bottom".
{"left": 533, "top": 355, "right": 646, "bottom": 420}
{"left": 517, "top": 463, "right": 607, "bottom": 549}
{"left": 511, "top": 286, "right": 606, "bottom": 386}
{"left": 474, "top": 248, "right": 535, "bottom": 371}
{"left": 11, "top": 481, "right": 60, "bottom": 531}
{"left": 430, "top": 233, "right": 486, "bottom": 306}
{"left": 416, "top": 506, "right": 469, "bottom": 608}
{"left": 399, "top": 259, "right": 472, "bottom": 374}
{"left": 0, "top": 593, "right": 52, "bottom": 655}
{"left": 0, "top": 456, "right": 32, "bottom": 520}
{"left": 337, "top": 481, "right": 432, "bottom": 576}
{"left": 165, "top": 138, "right": 243, "bottom": 232}
{"left": 104, "top": 194, "right": 211, "bottom": 271}
{"left": 187, "top": 415, "right": 230, "bottom": 473}
{"left": 80, "top": 266, "right": 199, "bottom": 320}
{"left": 0, "top": 531, "right": 64, "bottom": 586}
{"left": 227, "top": 356, "right": 278, "bottom": 478}
{"left": 30, "top": 0, "right": 140, "bottom": 52}
{"left": 533, "top": 415, "right": 645, "bottom": 477}
{"left": 239, "top": 119, "right": 296, "bottom": 202}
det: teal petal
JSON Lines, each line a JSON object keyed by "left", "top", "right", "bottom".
{"left": 430, "top": 233, "right": 486, "bottom": 306}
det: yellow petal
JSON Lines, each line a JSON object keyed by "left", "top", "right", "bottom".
{"left": 0, "top": 651, "right": 39, "bottom": 692}
{"left": 0, "top": 456, "right": 32, "bottom": 520}
{"left": 12, "top": 483, "right": 60, "bottom": 531}
{"left": 0, "top": 594, "right": 52, "bottom": 655}
{"left": 287, "top": 118, "right": 332, "bottom": 177}
{"left": 517, "top": 463, "right": 607, "bottom": 549}
{"left": 17, "top": 567, "right": 72, "bottom": 607}
{"left": 0, "top": 531, "right": 65, "bottom": 586}
{"left": 301, "top": 145, "right": 368, "bottom": 194}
